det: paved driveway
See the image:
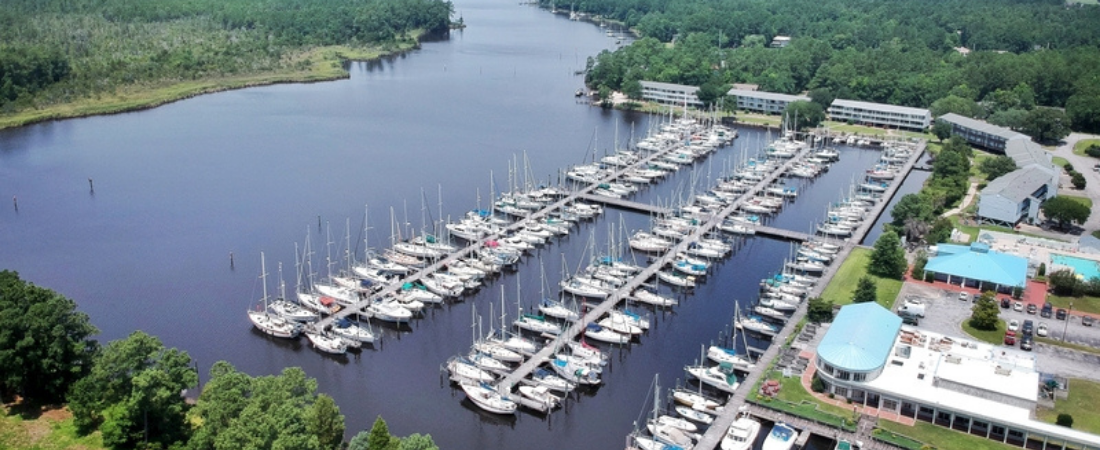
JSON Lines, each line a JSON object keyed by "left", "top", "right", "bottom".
{"left": 1052, "top": 133, "right": 1100, "bottom": 232}
{"left": 896, "top": 282, "right": 1100, "bottom": 382}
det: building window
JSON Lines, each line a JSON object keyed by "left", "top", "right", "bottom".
{"left": 835, "top": 370, "right": 851, "bottom": 381}
{"left": 834, "top": 387, "right": 848, "bottom": 397}
{"left": 882, "top": 399, "right": 898, "bottom": 411}
{"left": 853, "top": 372, "right": 867, "bottom": 382}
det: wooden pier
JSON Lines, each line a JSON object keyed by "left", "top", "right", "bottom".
{"left": 754, "top": 225, "right": 815, "bottom": 243}
{"left": 576, "top": 193, "right": 672, "bottom": 216}
{"left": 691, "top": 141, "right": 925, "bottom": 450}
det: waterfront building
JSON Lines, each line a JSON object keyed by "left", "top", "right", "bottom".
{"left": 639, "top": 81, "right": 702, "bottom": 107}
{"left": 937, "top": 114, "right": 1059, "bottom": 226}
{"left": 924, "top": 242, "right": 1028, "bottom": 292}
{"left": 815, "top": 303, "right": 1100, "bottom": 450}
{"left": 827, "top": 99, "right": 931, "bottom": 130}
{"left": 727, "top": 89, "right": 809, "bottom": 115}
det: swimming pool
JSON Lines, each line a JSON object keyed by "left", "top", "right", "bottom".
{"left": 1051, "top": 254, "right": 1100, "bottom": 280}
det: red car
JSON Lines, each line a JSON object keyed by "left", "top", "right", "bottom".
{"left": 1004, "top": 330, "right": 1017, "bottom": 346}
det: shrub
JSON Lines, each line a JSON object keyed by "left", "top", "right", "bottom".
{"left": 811, "top": 375, "right": 826, "bottom": 393}
{"left": 1072, "top": 172, "right": 1087, "bottom": 189}
{"left": 1038, "top": 263, "right": 1047, "bottom": 277}
{"left": 1086, "top": 144, "right": 1100, "bottom": 158}
{"left": 1057, "top": 413, "right": 1074, "bottom": 428}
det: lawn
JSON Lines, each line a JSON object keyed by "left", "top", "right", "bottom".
{"left": 1072, "top": 139, "right": 1100, "bottom": 157}
{"left": 1061, "top": 195, "right": 1093, "bottom": 210}
{"left": 819, "top": 121, "right": 932, "bottom": 140}
{"left": 1047, "top": 294, "right": 1100, "bottom": 315}
{"left": 1053, "top": 156, "right": 1070, "bottom": 169}
{"left": 818, "top": 247, "right": 904, "bottom": 309}
{"left": 961, "top": 318, "right": 1005, "bottom": 345}
{"left": 751, "top": 370, "right": 857, "bottom": 431}
{"left": 1036, "top": 378, "right": 1100, "bottom": 434}
{"left": 877, "top": 419, "right": 1018, "bottom": 450}
{"left": 0, "top": 407, "right": 103, "bottom": 450}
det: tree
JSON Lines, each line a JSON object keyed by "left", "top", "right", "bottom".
{"left": 1072, "top": 172, "right": 1087, "bottom": 190}
{"left": 807, "top": 297, "right": 834, "bottom": 322}
{"left": 927, "top": 218, "right": 954, "bottom": 244}
{"left": 932, "top": 120, "right": 952, "bottom": 141}
{"left": 400, "top": 434, "right": 439, "bottom": 450}
{"left": 1067, "top": 92, "right": 1100, "bottom": 134}
{"left": 189, "top": 363, "right": 341, "bottom": 450}
{"left": 782, "top": 101, "right": 825, "bottom": 131}
{"left": 808, "top": 88, "right": 835, "bottom": 109}
{"left": 852, "top": 276, "right": 878, "bottom": 304}
{"left": 1057, "top": 413, "right": 1074, "bottom": 428}
{"left": 890, "top": 194, "right": 934, "bottom": 228}
{"left": 986, "top": 109, "right": 1028, "bottom": 130}
{"left": 911, "top": 251, "right": 929, "bottom": 281}
{"left": 696, "top": 80, "right": 730, "bottom": 108}
{"left": 621, "top": 79, "right": 643, "bottom": 100}
{"left": 0, "top": 271, "right": 99, "bottom": 403}
{"left": 1021, "top": 107, "right": 1071, "bottom": 143}
{"left": 1087, "top": 145, "right": 1100, "bottom": 159}
{"left": 1048, "top": 269, "right": 1083, "bottom": 297}
{"left": 979, "top": 155, "right": 1017, "bottom": 181}
{"left": 69, "top": 331, "right": 196, "bottom": 448}
{"left": 869, "top": 231, "right": 908, "bottom": 280}
{"left": 366, "top": 416, "right": 400, "bottom": 450}
{"left": 930, "top": 95, "right": 983, "bottom": 118}
{"left": 968, "top": 291, "right": 1000, "bottom": 331}
{"left": 308, "top": 395, "right": 345, "bottom": 450}
{"left": 1041, "top": 196, "right": 1090, "bottom": 229}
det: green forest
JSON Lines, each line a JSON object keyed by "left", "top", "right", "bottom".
{"left": 0, "top": 0, "right": 453, "bottom": 125}
{"left": 570, "top": 0, "right": 1100, "bottom": 133}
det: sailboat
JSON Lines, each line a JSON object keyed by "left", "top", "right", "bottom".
{"left": 304, "top": 327, "right": 348, "bottom": 354}
{"left": 268, "top": 262, "right": 319, "bottom": 323}
{"left": 248, "top": 252, "right": 302, "bottom": 339}
{"left": 646, "top": 374, "right": 697, "bottom": 449}
{"left": 460, "top": 382, "right": 517, "bottom": 415}
{"left": 330, "top": 317, "right": 377, "bottom": 345}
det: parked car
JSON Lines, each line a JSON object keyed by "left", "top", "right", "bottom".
{"left": 1021, "top": 335, "right": 1033, "bottom": 351}
{"left": 1037, "top": 323, "right": 1049, "bottom": 337}
{"left": 1001, "top": 297, "right": 1011, "bottom": 309}
{"left": 1013, "top": 301, "right": 1024, "bottom": 312}
{"left": 1041, "top": 302, "right": 1053, "bottom": 318}
{"left": 1057, "top": 308, "right": 1068, "bottom": 320}
{"left": 959, "top": 292, "right": 969, "bottom": 302}
{"left": 1023, "top": 320, "right": 1034, "bottom": 336}
{"left": 1008, "top": 319, "right": 1020, "bottom": 332}
{"left": 1004, "top": 330, "right": 1017, "bottom": 346}
{"left": 1027, "top": 303, "right": 1038, "bottom": 315}
{"left": 901, "top": 316, "right": 919, "bottom": 326}
{"left": 1084, "top": 316, "right": 1096, "bottom": 327}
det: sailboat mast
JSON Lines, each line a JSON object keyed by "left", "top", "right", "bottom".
{"left": 260, "top": 252, "right": 269, "bottom": 310}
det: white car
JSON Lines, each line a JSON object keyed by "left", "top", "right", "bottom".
{"left": 1013, "top": 301, "right": 1024, "bottom": 312}
{"left": 1008, "top": 319, "right": 1020, "bottom": 332}
{"left": 1037, "top": 323, "right": 1049, "bottom": 337}
{"left": 959, "top": 292, "right": 969, "bottom": 301}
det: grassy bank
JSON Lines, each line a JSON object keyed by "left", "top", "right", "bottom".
{"left": 0, "top": 40, "right": 420, "bottom": 131}
{"left": 819, "top": 247, "right": 904, "bottom": 309}
{"left": 877, "top": 419, "right": 1017, "bottom": 450}
{"left": 1036, "top": 378, "right": 1100, "bottom": 434}
{"left": 1073, "top": 139, "right": 1100, "bottom": 157}
{"left": 0, "top": 406, "right": 103, "bottom": 450}
{"left": 1047, "top": 294, "right": 1100, "bottom": 315}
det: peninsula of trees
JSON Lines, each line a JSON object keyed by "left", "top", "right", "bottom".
{"left": 574, "top": 0, "right": 1100, "bottom": 133}
{"left": 0, "top": 0, "right": 454, "bottom": 129}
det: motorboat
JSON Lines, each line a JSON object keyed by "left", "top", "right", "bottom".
{"left": 720, "top": 411, "right": 762, "bottom": 450}
{"left": 460, "top": 382, "right": 517, "bottom": 415}
{"left": 761, "top": 422, "right": 797, "bottom": 450}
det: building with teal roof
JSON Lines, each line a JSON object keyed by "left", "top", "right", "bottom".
{"left": 924, "top": 242, "right": 1028, "bottom": 293}
{"left": 815, "top": 302, "right": 902, "bottom": 386}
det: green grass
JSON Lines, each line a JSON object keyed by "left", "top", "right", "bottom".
{"left": 1047, "top": 294, "right": 1100, "bottom": 315}
{"left": 1073, "top": 139, "right": 1100, "bottom": 156}
{"left": 877, "top": 418, "right": 1018, "bottom": 450}
{"left": 750, "top": 371, "right": 857, "bottom": 431}
{"left": 971, "top": 153, "right": 993, "bottom": 178}
{"left": 1092, "top": 230, "right": 1100, "bottom": 240}
{"left": 0, "top": 407, "right": 104, "bottom": 450}
{"left": 871, "top": 427, "right": 926, "bottom": 450}
{"left": 961, "top": 318, "right": 1005, "bottom": 345}
{"left": 945, "top": 215, "right": 1063, "bottom": 244}
{"left": 1037, "top": 378, "right": 1100, "bottom": 434}
{"left": 820, "top": 121, "right": 933, "bottom": 140}
{"left": 1036, "top": 337, "right": 1100, "bottom": 356}
{"left": 1053, "top": 156, "right": 1071, "bottom": 169}
{"left": 0, "top": 39, "right": 421, "bottom": 131}
{"left": 1062, "top": 194, "right": 1093, "bottom": 210}
{"left": 735, "top": 112, "right": 783, "bottom": 127}
{"left": 819, "top": 247, "right": 904, "bottom": 309}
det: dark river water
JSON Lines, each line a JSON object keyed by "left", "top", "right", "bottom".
{"left": 0, "top": 1, "right": 890, "bottom": 448}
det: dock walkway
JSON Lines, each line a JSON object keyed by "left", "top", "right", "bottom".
{"left": 691, "top": 142, "right": 925, "bottom": 450}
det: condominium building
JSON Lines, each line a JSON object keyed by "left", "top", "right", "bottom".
{"left": 827, "top": 99, "right": 931, "bottom": 130}
{"left": 727, "top": 89, "right": 809, "bottom": 115}
{"left": 639, "top": 81, "right": 702, "bottom": 108}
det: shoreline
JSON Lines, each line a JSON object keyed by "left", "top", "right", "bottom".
{"left": 0, "top": 37, "right": 427, "bottom": 131}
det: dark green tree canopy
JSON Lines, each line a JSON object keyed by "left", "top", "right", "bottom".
{"left": 807, "top": 297, "right": 834, "bottom": 323}
{"left": 1021, "top": 107, "right": 1071, "bottom": 143}
{"left": 1042, "top": 196, "right": 1090, "bottom": 229}
{"left": 968, "top": 291, "right": 1000, "bottom": 331}
{"left": 852, "top": 276, "right": 878, "bottom": 304}
{"left": 0, "top": 270, "right": 99, "bottom": 403}
{"left": 979, "top": 155, "right": 1017, "bottom": 181}
{"left": 783, "top": 101, "right": 825, "bottom": 131}
{"left": 869, "top": 230, "right": 908, "bottom": 280}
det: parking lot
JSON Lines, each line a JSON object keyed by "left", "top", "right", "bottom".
{"left": 895, "top": 282, "right": 1100, "bottom": 383}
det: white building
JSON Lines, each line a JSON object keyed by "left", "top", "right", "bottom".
{"left": 816, "top": 303, "right": 1100, "bottom": 450}
{"left": 727, "top": 89, "right": 809, "bottom": 114}
{"left": 639, "top": 81, "right": 702, "bottom": 108}
{"left": 770, "top": 36, "right": 792, "bottom": 48}
{"left": 827, "top": 99, "right": 931, "bottom": 130}
{"left": 937, "top": 114, "right": 1060, "bottom": 225}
